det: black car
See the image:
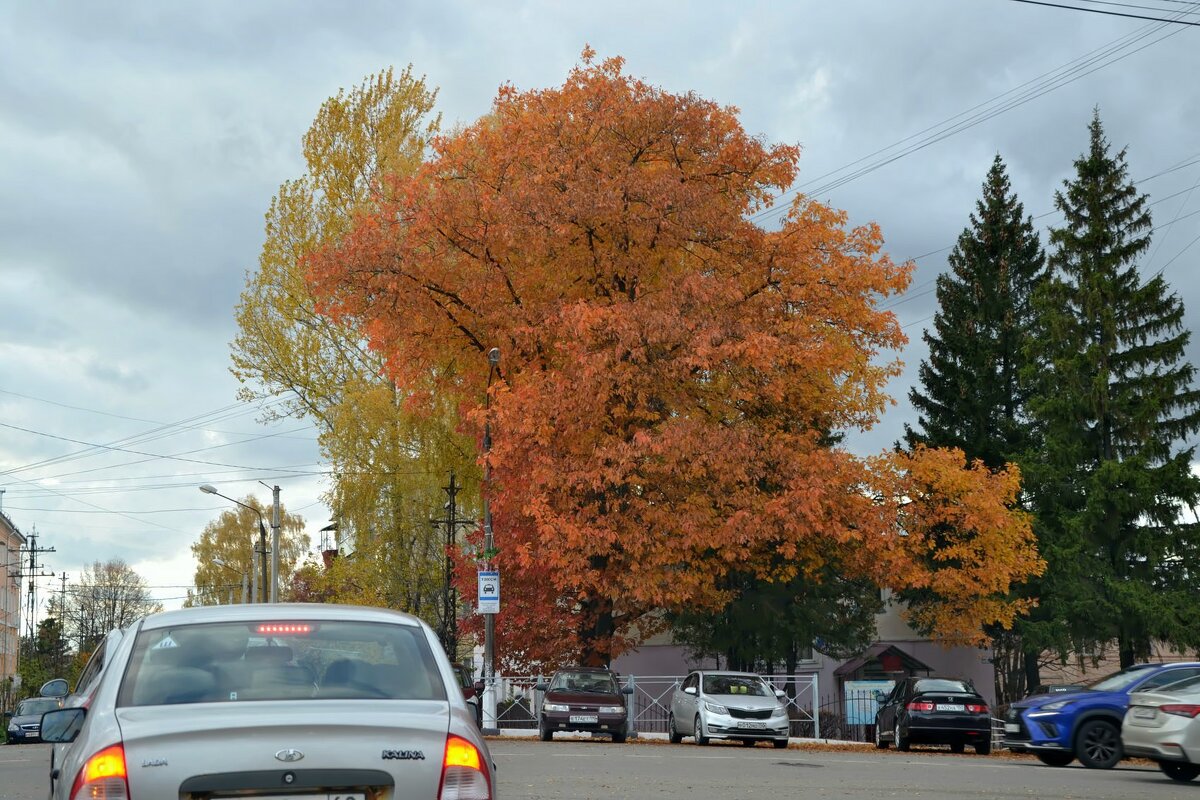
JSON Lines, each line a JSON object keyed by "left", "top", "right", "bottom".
{"left": 535, "top": 667, "right": 633, "bottom": 742}
{"left": 4, "top": 696, "right": 63, "bottom": 744}
{"left": 874, "top": 677, "right": 992, "bottom": 754}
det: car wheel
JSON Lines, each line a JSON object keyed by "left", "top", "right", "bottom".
{"left": 1074, "top": 719, "right": 1121, "bottom": 769}
{"left": 694, "top": 715, "right": 710, "bottom": 746}
{"left": 773, "top": 738, "right": 789, "bottom": 749}
{"left": 950, "top": 742, "right": 965, "bottom": 754}
{"left": 538, "top": 718, "right": 553, "bottom": 742}
{"left": 874, "top": 719, "right": 889, "bottom": 750}
{"left": 895, "top": 719, "right": 910, "bottom": 752}
{"left": 974, "top": 738, "right": 992, "bottom": 756}
{"left": 612, "top": 729, "right": 627, "bottom": 744}
{"left": 1161, "top": 762, "right": 1200, "bottom": 782}
{"left": 1035, "top": 751, "right": 1074, "bottom": 767}
{"left": 668, "top": 713, "right": 683, "bottom": 744}
{"left": 741, "top": 739, "right": 756, "bottom": 747}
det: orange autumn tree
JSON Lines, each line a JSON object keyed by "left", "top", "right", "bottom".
{"left": 307, "top": 52, "right": 1042, "bottom": 670}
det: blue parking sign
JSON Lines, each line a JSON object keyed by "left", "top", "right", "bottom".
{"left": 477, "top": 570, "right": 500, "bottom": 614}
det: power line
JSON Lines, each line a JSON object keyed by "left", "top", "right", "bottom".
{"left": 0, "top": 420, "right": 324, "bottom": 476}
{"left": 750, "top": 9, "right": 1189, "bottom": 222}
{"left": 1009, "top": 0, "right": 1200, "bottom": 25}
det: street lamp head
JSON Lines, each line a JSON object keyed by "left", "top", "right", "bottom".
{"left": 199, "top": 484, "right": 218, "bottom": 495}
{"left": 487, "top": 347, "right": 500, "bottom": 365}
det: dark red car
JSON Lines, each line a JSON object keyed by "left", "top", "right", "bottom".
{"left": 452, "top": 663, "right": 482, "bottom": 726}
{"left": 535, "top": 667, "right": 632, "bottom": 742}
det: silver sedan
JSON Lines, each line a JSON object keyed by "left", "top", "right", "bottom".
{"left": 1123, "top": 673, "right": 1200, "bottom": 783}
{"left": 668, "top": 670, "right": 790, "bottom": 748}
{"left": 39, "top": 603, "right": 494, "bottom": 800}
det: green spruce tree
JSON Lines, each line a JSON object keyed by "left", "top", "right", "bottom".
{"left": 1026, "top": 111, "right": 1200, "bottom": 668}
{"left": 906, "top": 154, "right": 1045, "bottom": 467}
{"left": 904, "top": 155, "right": 1047, "bottom": 700}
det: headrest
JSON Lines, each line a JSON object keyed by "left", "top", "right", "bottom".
{"left": 246, "top": 646, "right": 293, "bottom": 663}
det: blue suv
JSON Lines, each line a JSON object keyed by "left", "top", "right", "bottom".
{"left": 1004, "top": 662, "right": 1200, "bottom": 769}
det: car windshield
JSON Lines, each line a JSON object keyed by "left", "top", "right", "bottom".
{"left": 550, "top": 671, "right": 618, "bottom": 693}
{"left": 15, "top": 698, "right": 60, "bottom": 716}
{"left": 702, "top": 675, "right": 771, "bottom": 697}
{"left": 117, "top": 619, "right": 447, "bottom": 706}
{"left": 1086, "top": 665, "right": 1157, "bottom": 692}
{"left": 913, "top": 679, "right": 973, "bottom": 694}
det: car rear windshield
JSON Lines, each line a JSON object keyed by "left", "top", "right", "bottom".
{"left": 913, "top": 679, "right": 974, "bottom": 694}
{"left": 16, "top": 698, "right": 61, "bottom": 716}
{"left": 550, "top": 671, "right": 618, "bottom": 693}
{"left": 117, "top": 619, "right": 447, "bottom": 707}
{"left": 702, "top": 675, "right": 771, "bottom": 697}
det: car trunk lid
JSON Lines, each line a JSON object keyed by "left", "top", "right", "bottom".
{"left": 115, "top": 700, "right": 450, "bottom": 798}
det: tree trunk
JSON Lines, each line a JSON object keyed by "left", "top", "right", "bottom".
{"left": 579, "top": 596, "right": 615, "bottom": 667}
{"left": 1022, "top": 648, "right": 1041, "bottom": 695}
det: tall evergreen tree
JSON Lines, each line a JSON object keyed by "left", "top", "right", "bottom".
{"left": 1026, "top": 111, "right": 1200, "bottom": 668}
{"left": 906, "top": 154, "right": 1045, "bottom": 468}
{"left": 904, "top": 155, "right": 1047, "bottom": 700}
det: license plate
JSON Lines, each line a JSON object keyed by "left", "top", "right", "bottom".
{"left": 1005, "top": 723, "right": 1020, "bottom": 733}
{"left": 569, "top": 714, "right": 599, "bottom": 724}
{"left": 736, "top": 721, "right": 768, "bottom": 729}
{"left": 221, "top": 796, "right": 365, "bottom": 800}
{"left": 936, "top": 704, "right": 965, "bottom": 712}
{"left": 1133, "top": 707, "right": 1156, "bottom": 719}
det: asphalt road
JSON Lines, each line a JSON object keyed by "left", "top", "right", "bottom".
{"left": 3, "top": 739, "right": 1197, "bottom": 799}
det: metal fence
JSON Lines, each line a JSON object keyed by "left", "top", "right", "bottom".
{"left": 486, "top": 673, "right": 820, "bottom": 738}
{"left": 485, "top": 675, "right": 1008, "bottom": 750}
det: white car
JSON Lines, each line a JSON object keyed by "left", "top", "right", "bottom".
{"left": 1123, "top": 673, "right": 1200, "bottom": 783}
{"left": 668, "top": 670, "right": 790, "bottom": 748}
{"left": 39, "top": 603, "right": 494, "bottom": 800}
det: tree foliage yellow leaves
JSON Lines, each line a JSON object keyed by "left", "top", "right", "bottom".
{"left": 307, "top": 52, "right": 1041, "bottom": 667}
{"left": 189, "top": 496, "right": 311, "bottom": 606}
{"left": 229, "top": 67, "right": 478, "bottom": 624}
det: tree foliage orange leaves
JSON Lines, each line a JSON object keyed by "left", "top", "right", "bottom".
{"left": 884, "top": 446, "right": 1043, "bottom": 645}
{"left": 306, "top": 51, "right": 1039, "bottom": 667}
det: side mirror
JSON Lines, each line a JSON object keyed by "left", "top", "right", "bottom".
{"left": 874, "top": 691, "right": 885, "bottom": 702}
{"left": 473, "top": 680, "right": 485, "bottom": 695}
{"left": 40, "top": 678, "right": 69, "bottom": 698}
{"left": 774, "top": 689, "right": 786, "bottom": 699}
{"left": 534, "top": 682, "right": 549, "bottom": 692}
{"left": 683, "top": 686, "right": 697, "bottom": 696}
{"left": 39, "top": 707, "right": 86, "bottom": 744}
{"left": 621, "top": 686, "right": 635, "bottom": 695}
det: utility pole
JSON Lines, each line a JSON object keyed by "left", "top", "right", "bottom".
{"left": 18, "top": 530, "right": 55, "bottom": 641}
{"left": 270, "top": 484, "right": 281, "bottom": 604}
{"left": 57, "top": 573, "right": 67, "bottom": 673}
{"left": 481, "top": 347, "right": 501, "bottom": 735}
{"left": 430, "top": 472, "right": 476, "bottom": 660}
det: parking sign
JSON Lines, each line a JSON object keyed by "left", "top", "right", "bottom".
{"left": 477, "top": 570, "right": 500, "bottom": 614}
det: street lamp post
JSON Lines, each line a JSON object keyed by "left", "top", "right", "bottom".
{"left": 482, "top": 347, "right": 500, "bottom": 734}
{"left": 199, "top": 484, "right": 270, "bottom": 603}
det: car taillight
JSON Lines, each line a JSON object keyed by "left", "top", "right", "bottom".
{"left": 70, "top": 743, "right": 129, "bottom": 800}
{"left": 966, "top": 703, "right": 989, "bottom": 714}
{"left": 1160, "top": 704, "right": 1200, "bottom": 718}
{"left": 438, "top": 734, "right": 490, "bottom": 800}
{"left": 907, "top": 701, "right": 935, "bottom": 712}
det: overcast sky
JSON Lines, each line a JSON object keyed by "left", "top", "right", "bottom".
{"left": 2, "top": 0, "right": 1198, "bottom": 617}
